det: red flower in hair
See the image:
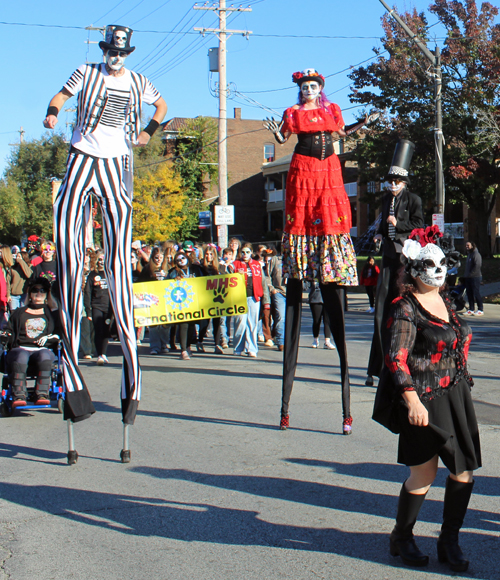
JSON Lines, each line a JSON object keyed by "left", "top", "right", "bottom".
{"left": 292, "top": 72, "right": 304, "bottom": 82}
{"left": 409, "top": 225, "right": 443, "bottom": 247}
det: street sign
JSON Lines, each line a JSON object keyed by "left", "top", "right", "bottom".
{"left": 432, "top": 213, "right": 445, "bottom": 233}
{"left": 198, "top": 210, "right": 212, "bottom": 229}
{"left": 214, "top": 205, "right": 234, "bottom": 225}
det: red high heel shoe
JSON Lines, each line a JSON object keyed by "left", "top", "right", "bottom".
{"left": 342, "top": 416, "right": 353, "bottom": 435}
{"left": 280, "top": 414, "right": 289, "bottom": 430}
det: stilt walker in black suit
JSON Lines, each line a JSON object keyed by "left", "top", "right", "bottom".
{"left": 366, "top": 139, "right": 423, "bottom": 384}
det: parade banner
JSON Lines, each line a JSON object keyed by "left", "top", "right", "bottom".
{"left": 133, "top": 274, "right": 248, "bottom": 327}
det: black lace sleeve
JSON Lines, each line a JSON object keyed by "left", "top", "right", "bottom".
{"left": 385, "top": 297, "right": 417, "bottom": 392}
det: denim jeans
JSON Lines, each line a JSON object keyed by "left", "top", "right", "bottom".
{"left": 149, "top": 324, "right": 170, "bottom": 351}
{"left": 272, "top": 291, "right": 286, "bottom": 346}
{"left": 233, "top": 297, "right": 260, "bottom": 355}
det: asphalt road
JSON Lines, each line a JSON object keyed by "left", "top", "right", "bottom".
{"left": 1, "top": 296, "right": 499, "bottom": 580}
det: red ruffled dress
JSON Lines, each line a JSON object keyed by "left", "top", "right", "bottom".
{"left": 281, "top": 104, "right": 358, "bottom": 285}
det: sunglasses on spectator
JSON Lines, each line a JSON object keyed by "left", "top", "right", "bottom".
{"left": 31, "top": 287, "right": 47, "bottom": 294}
{"left": 108, "top": 50, "right": 128, "bottom": 57}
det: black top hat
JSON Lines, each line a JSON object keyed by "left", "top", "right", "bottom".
{"left": 99, "top": 25, "right": 135, "bottom": 54}
{"left": 386, "top": 139, "right": 415, "bottom": 183}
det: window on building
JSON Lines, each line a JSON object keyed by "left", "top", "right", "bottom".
{"left": 264, "top": 144, "right": 275, "bottom": 163}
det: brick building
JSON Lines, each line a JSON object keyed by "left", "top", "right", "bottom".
{"left": 161, "top": 108, "right": 296, "bottom": 242}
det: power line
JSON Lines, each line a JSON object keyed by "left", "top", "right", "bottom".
{"left": 115, "top": 0, "right": 147, "bottom": 22}
{"left": 94, "top": 0, "right": 128, "bottom": 24}
{"left": 130, "top": 0, "right": 173, "bottom": 26}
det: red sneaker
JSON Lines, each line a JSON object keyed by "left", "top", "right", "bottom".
{"left": 12, "top": 399, "right": 27, "bottom": 408}
{"left": 36, "top": 393, "right": 50, "bottom": 405}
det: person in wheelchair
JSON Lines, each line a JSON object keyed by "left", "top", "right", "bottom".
{"left": 3, "top": 277, "right": 61, "bottom": 408}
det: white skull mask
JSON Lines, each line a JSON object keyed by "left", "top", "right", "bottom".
{"left": 114, "top": 30, "right": 127, "bottom": 48}
{"left": 414, "top": 243, "right": 447, "bottom": 287}
{"left": 301, "top": 81, "right": 321, "bottom": 102}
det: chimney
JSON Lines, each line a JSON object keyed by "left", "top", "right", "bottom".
{"left": 234, "top": 108, "right": 241, "bottom": 120}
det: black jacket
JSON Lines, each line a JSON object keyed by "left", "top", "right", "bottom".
{"left": 377, "top": 188, "right": 424, "bottom": 258}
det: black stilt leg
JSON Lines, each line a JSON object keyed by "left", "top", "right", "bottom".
{"left": 280, "top": 278, "right": 303, "bottom": 422}
{"left": 319, "top": 283, "right": 351, "bottom": 422}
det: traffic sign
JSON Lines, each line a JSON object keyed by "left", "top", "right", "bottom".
{"left": 214, "top": 205, "right": 234, "bottom": 225}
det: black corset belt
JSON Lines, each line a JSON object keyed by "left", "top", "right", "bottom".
{"left": 295, "top": 132, "right": 334, "bottom": 160}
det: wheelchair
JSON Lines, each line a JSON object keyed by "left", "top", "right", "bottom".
{"left": 0, "top": 332, "right": 65, "bottom": 417}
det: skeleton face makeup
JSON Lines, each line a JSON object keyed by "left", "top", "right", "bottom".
{"left": 415, "top": 243, "right": 447, "bottom": 287}
{"left": 106, "top": 51, "right": 127, "bottom": 71}
{"left": 301, "top": 81, "right": 321, "bottom": 102}
{"left": 390, "top": 180, "right": 405, "bottom": 196}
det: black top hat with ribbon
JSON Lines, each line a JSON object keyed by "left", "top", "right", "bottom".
{"left": 99, "top": 25, "right": 136, "bottom": 54}
{"left": 386, "top": 139, "right": 415, "bottom": 184}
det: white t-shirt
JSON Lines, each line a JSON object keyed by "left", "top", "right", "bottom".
{"left": 64, "top": 63, "right": 160, "bottom": 158}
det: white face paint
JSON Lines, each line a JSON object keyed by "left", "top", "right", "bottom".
{"left": 106, "top": 51, "right": 127, "bottom": 71}
{"left": 390, "top": 180, "right": 405, "bottom": 196}
{"left": 416, "top": 244, "right": 447, "bottom": 287}
{"left": 301, "top": 81, "right": 321, "bottom": 102}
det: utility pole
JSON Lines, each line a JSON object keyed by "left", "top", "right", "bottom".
{"left": 194, "top": 2, "right": 252, "bottom": 249}
{"left": 85, "top": 25, "right": 106, "bottom": 64}
{"left": 9, "top": 127, "right": 25, "bottom": 146}
{"left": 378, "top": 0, "right": 445, "bottom": 223}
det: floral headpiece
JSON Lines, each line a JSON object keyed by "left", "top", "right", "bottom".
{"left": 292, "top": 68, "right": 325, "bottom": 86}
{"left": 402, "top": 226, "right": 460, "bottom": 277}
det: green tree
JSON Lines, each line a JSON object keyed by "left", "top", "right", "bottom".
{"left": 0, "top": 133, "right": 69, "bottom": 242}
{"left": 348, "top": 0, "right": 500, "bottom": 254}
{"left": 173, "top": 116, "right": 218, "bottom": 239}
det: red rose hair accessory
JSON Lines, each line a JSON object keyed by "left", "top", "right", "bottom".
{"left": 409, "top": 225, "right": 443, "bottom": 247}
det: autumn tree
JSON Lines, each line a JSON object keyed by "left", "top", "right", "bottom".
{"left": 133, "top": 162, "right": 187, "bottom": 243}
{"left": 349, "top": 0, "right": 500, "bottom": 254}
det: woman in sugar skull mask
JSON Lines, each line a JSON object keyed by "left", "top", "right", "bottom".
{"left": 264, "top": 68, "right": 376, "bottom": 433}
{"left": 373, "top": 226, "right": 481, "bottom": 573}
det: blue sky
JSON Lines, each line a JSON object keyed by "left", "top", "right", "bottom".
{"left": 1, "top": 0, "right": 442, "bottom": 174}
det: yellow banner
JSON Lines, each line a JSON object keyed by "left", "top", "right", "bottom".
{"left": 133, "top": 273, "right": 248, "bottom": 327}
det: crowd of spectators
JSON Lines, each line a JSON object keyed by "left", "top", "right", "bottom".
{"left": 130, "top": 237, "right": 284, "bottom": 360}
{"left": 1, "top": 235, "right": 485, "bottom": 365}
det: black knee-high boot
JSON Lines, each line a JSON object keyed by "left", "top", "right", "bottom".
{"left": 319, "top": 283, "right": 352, "bottom": 433}
{"left": 280, "top": 278, "right": 303, "bottom": 428}
{"left": 437, "top": 477, "right": 474, "bottom": 572}
{"left": 9, "top": 368, "right": 27, "bottom": 406}
{"left": 390, "top": 483, "right": 429, "bottom": 567}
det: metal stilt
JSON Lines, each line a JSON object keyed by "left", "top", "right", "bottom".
{"left": 120, "top": 423, "right": 131, "bottom": 463}
{"left": 67, "top": 419, "right": 78, "bottom": 464}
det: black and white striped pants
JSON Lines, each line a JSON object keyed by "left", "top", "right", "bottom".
{"left": 54, "top": 149, "right": 141, "bottom": 424}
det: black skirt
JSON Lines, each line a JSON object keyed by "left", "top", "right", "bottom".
{"left": 397, "top": 379, "right": 482, "bottom": 474}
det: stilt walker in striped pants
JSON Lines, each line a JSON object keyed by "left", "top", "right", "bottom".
{"left": 43, "top": 25, "right": 167, "bottom": 454}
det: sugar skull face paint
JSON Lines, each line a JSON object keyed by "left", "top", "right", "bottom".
{"left": 106, "top": 51, "right": 127, "bottom": 71}
{"left": 301, "top": 81, "right": 321, "bottom": 102}
{"left": 416, "top": 243, "right": 447, "bottom": 287}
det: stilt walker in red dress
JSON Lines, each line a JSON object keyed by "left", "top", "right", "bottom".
{"left": 265, "top": 68, "right": 371, "bottom": 434}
